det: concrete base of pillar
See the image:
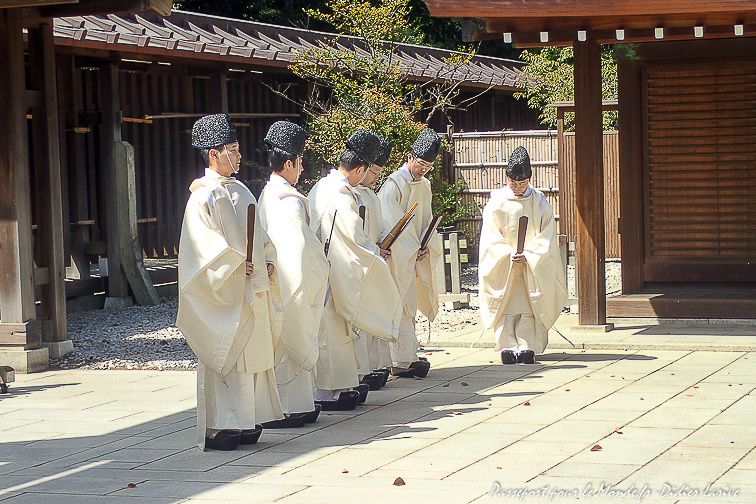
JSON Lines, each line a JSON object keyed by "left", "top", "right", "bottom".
{"left": 0, "top": 347, "right": 49, "bottom": 373}
{"left": 44, "top": 340, "right": 74, "bottom": 359}
{"left": 104, "top": 296, "right": 133, "bottom": 310}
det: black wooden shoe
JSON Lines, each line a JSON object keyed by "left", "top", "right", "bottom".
{"left": 291, "top": 404, "right": 321, "bottom": 424}
{"left": 261, "top": 415, "right": 307, "bottom": 429}
{"left": 408, "top": 359, "right": 430, "bottom": 378}
{"left": 316, "top": 390, "right": 359, "bottom": 411}
{"left": 205, "top": 429, "right": 242, "bottom": 451}
{"left": 501, "top": 350, "right": 517, "bottom": 365}
{"left": 374, "top": 368, "right": 391, "bottom": 387}
{"left": 517, "top": 350, "right": 536, "bottom": 364}
{"left": 239, "top": 425, "right": 263, "bottom": 445}
{"left": 360, "top": 372, "right": 384, "bottom": 391}
{"left": 353, "top": 383, "right": 369, "bottom": 404}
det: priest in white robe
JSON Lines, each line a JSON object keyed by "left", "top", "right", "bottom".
{"left": 478, "top": 146, "right": 567, "bottom": 365}
{"left": 309, "top": 129, "right": 402, "bottom": 410}
{"left": 177, "top": 114, "right": 284, "bottom": 451}
{"left": 352, "top": 134, "right": 394, "bottom": 390}
{"left": 259, "top": 121, "right": 329, "bottom": 426}
{"left": 377, "top": 128, "right": 443, "bottom": 379}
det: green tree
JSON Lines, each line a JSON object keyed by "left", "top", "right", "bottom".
{"left": 515, "top": 46, "right": 618, "bottom": 130}
{"left": 281, "top": 0, "right": 476, "bottom": 224}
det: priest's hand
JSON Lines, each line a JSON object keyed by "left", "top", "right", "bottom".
{"left": 417, "top": 247, "right": 429, "bottom": 261}
{"left": 245, "top": 261, "right": 254, "bottom": 275}
{"left": 511, "top": 252, "right": 527, "bottom": 263}
{"left": 380, "top": 248, "right": 391, "bottom": 259}
{"left": 266, "top": 262, "right": 275, "bottom": 277}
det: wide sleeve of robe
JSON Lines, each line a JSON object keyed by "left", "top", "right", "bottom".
{"left": 176, "top": 183, "right": 252, "bottom": 377}
{"left": 315, "top": 181, "right": 402, "bottom": 342}
{"left": 262, "top": 190, "right": 328, "bottom": 371}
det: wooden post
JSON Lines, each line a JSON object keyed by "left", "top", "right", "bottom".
{"left": 29, "top": 23, "right": 68, "bottom": 348}
{"left": 556, "top": 109, "right": 566, "bottom": 237}
{"left": 115, "top": 141, "right": 159, "bottom": 306}
{"left": 573, "top": 40, "right": 607, "bottom": 326}
{"left": 100, "top": 59, "right": 130, "bottom": 304}
{"left": 618, "top": 60, "right": 644, "bottom": 294}
{"left": 0, "top": 10, "right": 47, "bottom": 370}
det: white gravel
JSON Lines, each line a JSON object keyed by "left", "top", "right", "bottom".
{"left": 54, "top": 262, "right": 622, "bottom": 370}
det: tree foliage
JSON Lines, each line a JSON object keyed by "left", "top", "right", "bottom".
{"left": 515, "top": 46, "right": 618, "bottom": 130}
{"left": 281, "top": 0, "right": 476, "bottom": 224}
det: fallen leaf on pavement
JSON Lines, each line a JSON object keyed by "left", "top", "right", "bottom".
{"left": 590, "top": 444, "right": 602, "bottom": 452}
{"left": 394, "top": 477, "right": 406, "bottom": 486}
{"left": 461, "top": 382, "right": 469, "bottom": 386}
{"left": 523, "top": 402, "right": 531, "bottom": 406}
{"left": 126, "top": 483, "right": 137, "bottom": 489}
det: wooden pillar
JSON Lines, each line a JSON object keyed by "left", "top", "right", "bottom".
{"left": 573, "top": 40, "right": 607, "bottom": 325}
{"left": 0, "top": 10, "right": 48, "bottom": 371}
{"left": 209, "top": 72, "right": 229, "bottom": 113}
{"left": 28, "top": 23, "right": 68, "bottom": 348}
{"left": 0, "top": 10, "right": 40, "bottom": 348}
{"left": 556, "top": 109, "right": 566, "bottom": 237}
{"left": 100, "top": 59, "right": 130, "bottom": 302}
{"left": 618, "top": 60, "right": 644, "bottom": 294}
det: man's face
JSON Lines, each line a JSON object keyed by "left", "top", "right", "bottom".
{"left": 360, "top": 164, "right": 382, "bottom": 187}
{"left": 407, "top": 154, "right": 434, "bottom": 180}
{"left": 211, "top": 142, "right": 242, "bottom": 176}
{"left": 282, "top": 155, "right": 303, "bottom": 185}
{"left": 507, "top": 177, "right": 530, "bottom": 196}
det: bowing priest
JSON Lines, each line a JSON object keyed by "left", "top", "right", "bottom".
{"left": 258, "top": 121, "right": 329, "bottom": 427}
{"left": 377, "top": 128, "right": 443, "bottom": 379}
{"left": 352, "top": 134, "right": 394, "bottom": 390}
{"left": 478, "top": 146, "right": 567, "bottom": 365}
{"left": 177, "top": 114, "right": 284, "bottom": 451}
{"left": 308, "top": 129, "right": 402, "bottom": 410}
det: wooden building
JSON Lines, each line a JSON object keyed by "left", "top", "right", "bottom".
{"left": 0, "top": 7, "right": 540, "bottom": 372}
{"left": 424, "top": 0, "right": 756, "bottom": 323}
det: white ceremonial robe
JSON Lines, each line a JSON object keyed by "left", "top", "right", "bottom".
{"left": 377, "top": 165, "right": 442, "bottom": 367}
{"left": 177, "top": 169, "right": 284, "bottom": 450}
{"left": 353, "top": 186, "right": 393, "bottom": 372}
{"left": 478, "top": 186, "right": 567, "bottom": 354}
{"left": 308, "top": 170, "right": 402, "bottom": 393}
{"left": 259, "top": 173, "right": 329, "bottom": 414}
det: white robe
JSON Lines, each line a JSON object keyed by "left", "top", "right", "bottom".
{"left": 353, "top": 186, "right": 393, "bottom": 371}
{"left": 259, "top": 173, "right": 329, "bottom": 414}
{"left": 478, "top": 186, "right": 567, "bottom": 353}
{"left": 177, "top": 169, "right": 283, "bottom": 450}
{"left": 377, "top": 165, "right": 442, "bottom": 366}
{"left": 308, "top": 170, "right": 402, "bottom": 391}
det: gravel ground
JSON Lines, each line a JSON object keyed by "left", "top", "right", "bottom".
{"left": 54, "top": 262, "right": 622, "bottom": 370}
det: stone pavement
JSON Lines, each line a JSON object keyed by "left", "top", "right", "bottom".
{"left": 431, "top": 313, "right": 756, "bottom": 352}
{"left": 0, "top": 346, "right": 753, "bottom": 504}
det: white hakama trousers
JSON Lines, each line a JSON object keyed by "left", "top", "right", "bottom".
{"left": 275, "top": 355, "right": 316, "bottom": 415}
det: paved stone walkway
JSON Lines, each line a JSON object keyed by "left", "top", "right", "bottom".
{"left": 1, "top": 347, "right": 753, "bottom": 503}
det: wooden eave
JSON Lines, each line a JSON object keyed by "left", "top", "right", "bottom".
{"left": 424, "top": 0, "right": 756, "bottom": 47}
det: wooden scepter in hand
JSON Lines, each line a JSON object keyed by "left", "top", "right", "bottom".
{"left": 379, "top": 202, "right": 418, "bottom": 250}
{"left": 513, "top": 215, "right": 528, "bottom": 264}
{"left": 246, "top": 203, "right": 255, "bottom": 275}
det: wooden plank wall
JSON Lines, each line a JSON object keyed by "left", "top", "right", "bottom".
{"left": 70, "top": 66, "right": 306, "bottom": 259}
{"left": 455, "top": 130, "right": 621, "bottom": 259}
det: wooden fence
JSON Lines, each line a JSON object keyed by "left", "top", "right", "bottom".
{"left": 453, "top": 130, "right": 621, "bottom": 259}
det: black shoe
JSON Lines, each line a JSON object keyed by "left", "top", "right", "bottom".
{"left": 360, "top": 372, "right": 384, "bottom": 391}
{"left": 501, "top": 350, "right": 517, "bottom": 365}
{"left": 291, "top": 404, "right": 321, "bottom": 424}
{"left": 418, "top": 357, "right": 428, "bottom": 362}
{"left": 353, "top": 383, "right": 369, "bottom": 404}
{"left": 239, "top": 425, "right": 263, "bottom": 445}
{"left": 517, "top": 350, "right": 536, "bottom": 364}
{"left": 374, "top": 368, "right": 391, "bottom": 387}
{"left": 205, "top": 429, "right": 241, "bottom": 451}
{"left": 260, "top": 415, "right": 307, "bottom": 429}
{"left": 315, "top": 390, "right": 359, "bottom": 411}
{"left": 408, "top": 360, "right": 430, "bottom": 378}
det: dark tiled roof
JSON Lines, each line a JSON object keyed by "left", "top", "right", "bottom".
{"left": 53, "top": 10, "right": 524, "bottom": 90}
